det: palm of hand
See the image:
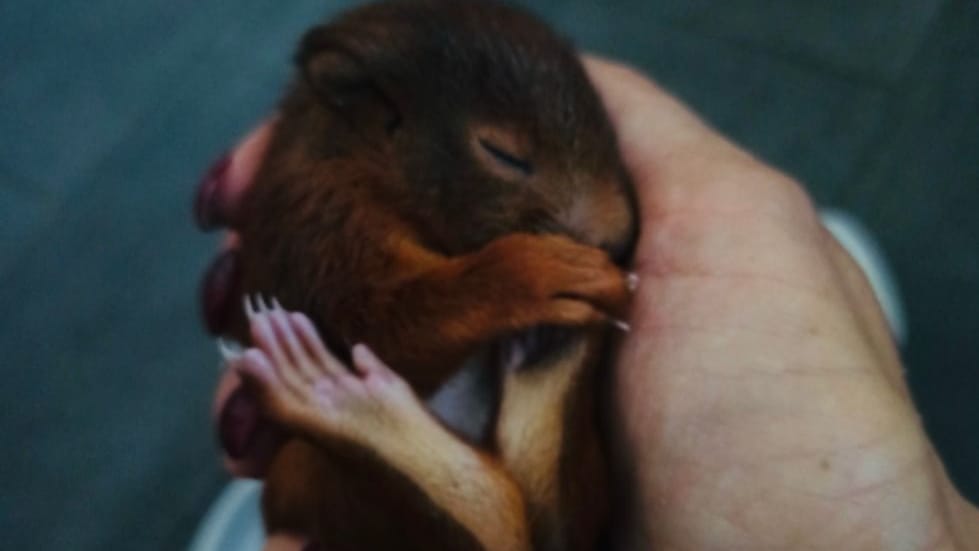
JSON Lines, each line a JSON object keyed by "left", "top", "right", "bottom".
{"left": 591, "top": 59, "right": 961, "bottom": 549}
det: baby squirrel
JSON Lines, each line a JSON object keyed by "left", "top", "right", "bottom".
{"left": 197, "top": 1, "right": 638, "bottom": 549}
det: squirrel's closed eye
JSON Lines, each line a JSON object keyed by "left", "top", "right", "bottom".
{"left": 478, "top": 138, "right": 534, "bottom": 177}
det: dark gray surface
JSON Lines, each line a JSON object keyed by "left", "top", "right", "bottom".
{"left": 1, "top": 1, "right": 976, "bottom": 548}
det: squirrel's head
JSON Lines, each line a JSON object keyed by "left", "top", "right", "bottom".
{"left": 248, "top": 0, "right": 637, "bottom": 262}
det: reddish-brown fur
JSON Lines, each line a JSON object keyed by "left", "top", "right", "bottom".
{"left": 214, "top": 1, "right": 638, "bottom": 548}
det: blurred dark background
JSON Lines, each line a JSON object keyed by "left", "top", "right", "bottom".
{"left": 1, "top": 0, "right": 976, "bottom": 548}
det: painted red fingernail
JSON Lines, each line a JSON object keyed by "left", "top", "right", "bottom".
{"left": 201, "top": 249, "right": 241, "bottom": 334}
{"left": 193, "top": 152, "right": 231, "bottom": 231}
{"left": 218, "top": 387, "right": 259, "bottom": 459}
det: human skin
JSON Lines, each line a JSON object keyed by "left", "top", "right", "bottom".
{"left": 203, "top": 56, "right": 979, "bottom": 549}
{"left": 583, "top": 57, "right": 979, "bottom": 549}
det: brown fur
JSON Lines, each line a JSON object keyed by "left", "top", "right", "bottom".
{"left": 225, "top": 1, "right": 638, "bottom": 549}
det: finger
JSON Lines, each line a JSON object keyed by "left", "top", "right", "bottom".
{"left": 290, "top": 312, "right": 348, "bottom": 377}
{"left": 351, "top": 344, "right": 394, "bottom": 379}
{"left": 194, "top": 118, "right": 277, "bottom": 230}
{"left": 582, "top": 55, "right": 788, "bottom": 220}
{"left": 231, "top": 118, "right": 276, "bottom": 190}
{"left": 581, "top": 55, "right": 717, "bottom": 163}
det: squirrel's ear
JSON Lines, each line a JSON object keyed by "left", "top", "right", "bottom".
{"left": 296, "top": 32, "right": 401, "bottom": 133}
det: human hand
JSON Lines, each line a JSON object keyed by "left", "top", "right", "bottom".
{"left": 195, "top": 54, "right": 978, "bottom": 550}
{"left": 584, "top": 56, "right": 979, "bottom": 550}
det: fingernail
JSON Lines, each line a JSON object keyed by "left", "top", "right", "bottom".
{"left": 612, "top": 319, "right": 631, "bottom": 332}
{"left": 218, "top": 387, "right": 259, "bottom": 459}
{"left": 194, "top": 152, "right": 231, "bottom": 231}
{"left": 200, "top": 249, "right": 241, "bottom": 335}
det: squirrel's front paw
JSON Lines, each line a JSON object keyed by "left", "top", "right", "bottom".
{"left": 476, "top": 233, "right": 637, "bottom": 330}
